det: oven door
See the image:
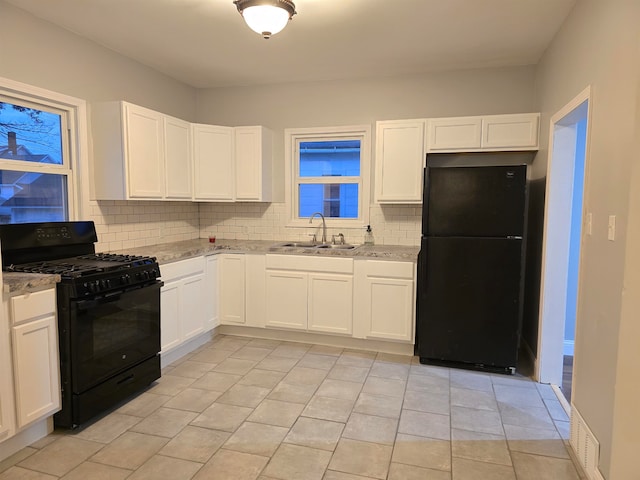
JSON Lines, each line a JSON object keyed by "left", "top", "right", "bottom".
{"left": 69, "top": 281, "right": 162, "bottom": 393}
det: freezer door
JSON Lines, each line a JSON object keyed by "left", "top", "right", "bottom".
{"left": 424, "top": 165, "right": 527, "bottom": 237}
{"left": 416, "top": 236, "right": 524, "bottom": 369}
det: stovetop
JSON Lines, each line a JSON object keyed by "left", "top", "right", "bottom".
{"left": 6, "top": 253, "right": 157, "bottom": 279}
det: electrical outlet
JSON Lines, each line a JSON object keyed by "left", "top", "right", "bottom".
{"left": 585, "top": 212, "right": 592, "bottom": 236}
{"left": 607, "top": 215, "right": 616, "bottom": 241}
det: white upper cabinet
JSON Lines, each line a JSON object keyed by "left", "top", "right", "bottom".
{"left": 427, "top": 113, "right": 540, "bottom": 152}
{"left": 192, "top": 124, "right": 235, "bottom": 201}
{"left": 235, "top": 126, "right": 273, "bottom": 202}
{"left": 92, "top": 102, "right": 193, "bottom": 201}
{"left": 427, "top": 116, "right": 482, "bottom": 151}
{"left": 481, "top": 113, "right": 540, "bottom": 149}
{"left": 124, "top": 104, "right": 165, "bottom": 199}
{"left": 375, "top": 119, "right": 425, "bottom": 204}
{"left": 164, "top": 115, "right": 192, "bottom": 199}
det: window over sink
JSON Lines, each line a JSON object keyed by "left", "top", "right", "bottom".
{"left": 285, "top": 125, "right": 371, "bottom": 228}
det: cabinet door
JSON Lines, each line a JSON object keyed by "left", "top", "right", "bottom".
{"left": 12, "top": 315, "right": 60, "bottom": 428}
{"left": 375, "top": 120, "right": 425, "bottom": 203}
{"left": 205, "top": 256, "right": 219, "bottom": 331}
{"left": 482, "top": 113, "right": 540, "bottom": 149}
{"left": 181, "top": 274, "right": 206, "bottom": 340}
{"left": 0, "top": 309, "right": 14, "bottom": 441}
{"left": 219, "top": 255, "right": 246, "bottom": 324}
{"left": 427, "top": 117, "right": 482, "bottom": 151}
{"left": 364, "top": 276, "right": 414, "bottom": 341}
{"left": 160, "top": 280, "right": 181, "bottom": 353}
{"left": 164, "top": 115, "right": 192, "bottom": 199}
{"left": 265, "top": 270, "right": 307, "bottom": 330}
{"left": 193, "top": 124, "right": 234, "bottom": 201}
{"left": 235, "top": 126, "right": 272, "bottom": 202}
{"left": 124, "top": 103, "right": 165, "bottom": 198}
{"left": 308, "top": 273, "right": 353, "bottom": 335}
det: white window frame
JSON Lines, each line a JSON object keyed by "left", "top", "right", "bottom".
{"left": 285, "top": 124, "right": 371, "bottom": 229}
{"left": 0, "top": 76, "right": 89, "bottom": 222}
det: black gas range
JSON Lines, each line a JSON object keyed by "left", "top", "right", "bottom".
{"left": 0, "top": 221, "right": 162, "bottom": 429}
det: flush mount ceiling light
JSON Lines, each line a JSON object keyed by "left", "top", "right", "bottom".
{"left": 233, "top": 0, "right": 296, "bottom": 39}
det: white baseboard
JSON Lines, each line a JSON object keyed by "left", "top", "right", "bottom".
{"left": 0, "top": 418, "right": 51, "bottom": 463}
{"left": 563, "top": 339, "right": 575, "bottom": 356}
{"left": 160, "top": 329, "right": 216, "bottom": 369}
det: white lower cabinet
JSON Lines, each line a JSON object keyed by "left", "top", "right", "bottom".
{"left": 354, "top": 260, "right": 416, "bottom": 342}
{"left": 160, "top": 257, "right": 206, "bottom": 353}
{"left": 11, "top": 316, "right": 59, "bottom": 428}
{"left": 204, "top": 255, "right": 219, "bottom": 331}
{"left": 308, "top": 274, "right": 353, "bottom": 335}
{"left": 265, "top": 255, "right": 354, "bottom": 335}
{"left": 2, "top": 287, "right": 60, "bottom": 435}
{"left": 219, "top": 254, "right": 246, "bottom": 325}
{"left": 265, "top": 270, "right": 307, "bottom": 330}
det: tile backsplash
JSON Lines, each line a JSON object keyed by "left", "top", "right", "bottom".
{"left": 198, "top": 203, "right": 421, "bottom": 247}
{"left": 89, "top": 201, "right": 421, "bottom": 252}
{"left": 89, "top": 200, "right": 200, "bottom": 252}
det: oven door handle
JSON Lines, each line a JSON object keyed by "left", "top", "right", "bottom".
{"left": 74, "top": 281, "right": 163, "bottom": 311}
{"left": 75, "top": 292, "right": 123, "bottom": 310}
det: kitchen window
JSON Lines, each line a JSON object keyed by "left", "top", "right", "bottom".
{"left": 0, "top": 77, "right": 87, "bottom": 224}
{"left": 285, "top": 125, "right": 371, "bottom": 228}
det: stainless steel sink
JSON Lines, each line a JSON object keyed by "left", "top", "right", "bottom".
{"left": 271, "top": 242, "right": 358, "bottom": 250}
{"left": 278, "top": 242, "right": 317, "bottom": 248}
{"left": 314, "top": 244, "right": 357, "bottom": 250}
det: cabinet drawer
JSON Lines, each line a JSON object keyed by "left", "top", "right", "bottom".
{"left": 160, "top": 256, "right": 206, "bottom": 282}
{"left": 361, "top": 260, "right": 414, "bottom": 279}
{"left": 266, "top": 254, "right": 353, "bottom": 274}
{"left": 11, "top": 289, "right": 56, "bottom": 325}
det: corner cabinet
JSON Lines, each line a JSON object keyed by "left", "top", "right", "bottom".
{"left": 374, "top": 119, "right": 426, "bottom": 204}
{"left": 219, "top": 254, "right": 246, "bottom": 325}
{"left": 235, "top": 126, "right": 273, "bottom": 202}
{"left": 353, "top": 260, "right": 416, "bottom": 342}
{"left": 192, "top": 124, "right": 235, "bottom": 201}
{"left": 427, "top": 113, "right": 540, "bottom": 152}
{"left": 92, "top": 102, "right": 192, "bottom": 201}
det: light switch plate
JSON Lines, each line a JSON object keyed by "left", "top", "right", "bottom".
{"left": 608, "top": 215, "right": 616, "bottom": 241}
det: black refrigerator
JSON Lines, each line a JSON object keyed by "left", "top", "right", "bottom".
{"left": 416, "top": 160, "right": 529, "bottom": 374}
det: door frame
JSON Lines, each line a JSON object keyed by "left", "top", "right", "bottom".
{"left": 536, "top": 86, "right": 592, "bottom": 387}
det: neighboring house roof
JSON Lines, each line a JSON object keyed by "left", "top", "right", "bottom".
{"left": 0, "top": 143, "right": 57, "bottom": 203}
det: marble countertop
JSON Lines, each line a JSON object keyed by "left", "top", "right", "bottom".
{"left": 3, "top": 272, "right": 61, "bottom": 295}
{"left": 3, "top": 239, "right": 419, "bottom": 295}
{"left": 113, "top": 239, "right": 420, "bottom": 265}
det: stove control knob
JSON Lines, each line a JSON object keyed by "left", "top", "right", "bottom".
{"left": 120, "top": 274, "right": 131, "bottom": 285}
{"left": 150, "top": 269, "right": 158, "bottom": 279}
{"left": 104, "top": 279, "right": 112, "bottom": 289}
{"left": 87, "top": 281, "right": 98, "bottom": 293}
{"left": 142, "top": 270, "right": 150, "bottom": 280}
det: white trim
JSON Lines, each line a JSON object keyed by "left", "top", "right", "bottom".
{"left": 563, "top": 339, "right": 575, "bottom": 356}
{"left": 0, "top": 76, "right": 89, "bottom": 221}
{"left": 551, "top": 383, "right": 571, "bottom": 416}
{"left": 284, "top": 124, "right": 371, "bottom": 230}
{"left": 536, "top": 85, "right": 592, "bottom": 384}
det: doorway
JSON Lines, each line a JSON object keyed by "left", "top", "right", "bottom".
{"left": 537, "top": 87, "right": 590, "bottom": 403}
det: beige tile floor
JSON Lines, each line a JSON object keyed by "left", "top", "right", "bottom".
{"left": 0, "top": 335, "right": 582, "bottom": 480}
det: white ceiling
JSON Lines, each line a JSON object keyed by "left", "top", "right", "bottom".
{"left": 6, "top": 0, "right": 576, "bottom": 89}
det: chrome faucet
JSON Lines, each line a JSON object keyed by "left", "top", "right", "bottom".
{"left": 309, "top": 212, "right": 327, "bottom": 244}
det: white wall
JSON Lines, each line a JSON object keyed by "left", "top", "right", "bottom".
{"left": 0, "top": 2, "right": 201, "bottom": 252}
{"left": 197, "top": 66, "right": 537, "bottom": 244}
{"left": 534, "top": 0, "right": 640, "bottom": 476}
